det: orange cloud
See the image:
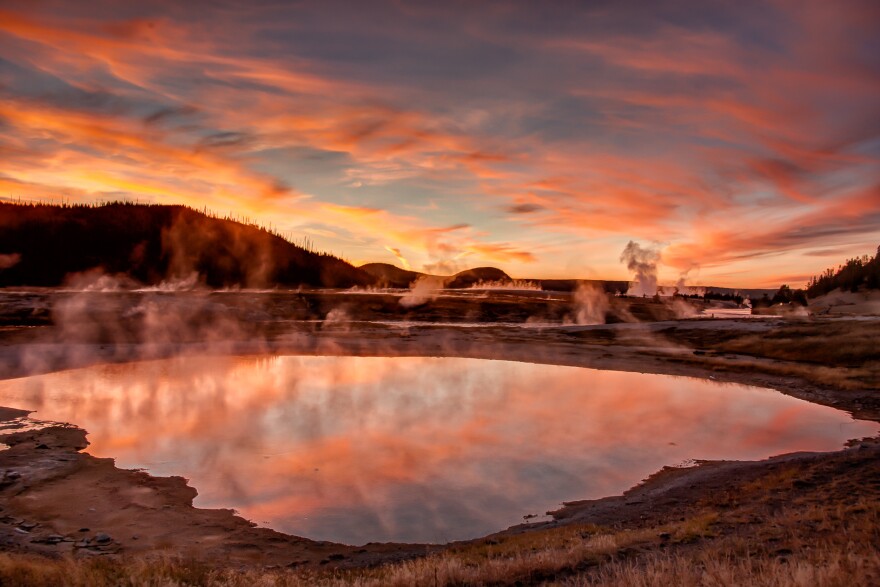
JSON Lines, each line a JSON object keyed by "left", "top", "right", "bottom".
{"left": 0, "top": 2, "right": 876, "bottom": 283}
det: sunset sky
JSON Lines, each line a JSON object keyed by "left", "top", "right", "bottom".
{"left": 1, "top": 1, "right": 878, "bottom": 287}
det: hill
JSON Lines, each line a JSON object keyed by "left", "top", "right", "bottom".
{"left": 446, "top": 267, "right": 511, "bottom": 288}
{"left": 806, "top": 246, "right": 880, "bottom": 297}
{"left": 0, "top": 202, "right": 372, "bottom": 288}
{"left": 358, "top": 263, "right": 423, "bottom": 288}
{"left": 361, "top": 264, "right": 633, "bottom": 294}
{"left": 360, "top": 265, "right": 517, "bottom": 289}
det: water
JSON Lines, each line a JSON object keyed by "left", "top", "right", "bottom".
{"left": 0, "top": 356, "right": 874, "bottom": 544}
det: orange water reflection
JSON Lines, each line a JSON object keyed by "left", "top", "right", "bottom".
{"left": 0, "top": 356, "right": 875, "bottom": 544}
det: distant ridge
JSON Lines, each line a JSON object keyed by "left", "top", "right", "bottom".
{"left": 357, "top": 263, "right": 630, "bottom": 294}
{"left": 358, "top": 264, "right": 519, "bottom": 289}
{"left": 359, "top": 263, "right": 422, "bottom": 288}
{"left": 2, "top": 201, "right": 785, "bottom": 293}
{"left": 446, "top": 267, "right": 511, "bottom": 288}
{"left": 0, "top": 202, "right": 371, "bottom": 288}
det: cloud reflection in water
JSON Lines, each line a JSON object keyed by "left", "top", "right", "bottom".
{"left": 0, "top": 356, "right": 874, "bottom": 544}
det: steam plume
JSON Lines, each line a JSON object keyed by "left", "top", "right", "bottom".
{"left": 620, "top": 241, "right": 660, "bottom": 297}
{"left": 0, "top": 253, "right": 21, "bottom": 270}
{"left": 569, "top": 284, "right": 610, "bottom": 325}
{"left": 400, "top": 275, "right": 446, "bottom": 308}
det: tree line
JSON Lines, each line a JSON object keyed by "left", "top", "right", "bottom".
{"left": 806, "top": 246, "right": 880, "bottom": 297}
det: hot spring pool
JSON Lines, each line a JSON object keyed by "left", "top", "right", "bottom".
{"left": 0, "top": 356, "right": 874, "bottom": 544}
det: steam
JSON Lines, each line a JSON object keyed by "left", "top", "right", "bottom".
{"left": 469, "top": 279, "right": 540, "bottom": 291}
{"left": 323, "top": 307, "right": 352, "bottom": 332}
{"left": 0, "top": 253, "right": 21, "bottom": 270}
{"left": 400, "top": 275, "right": 447, "bottom": 308}
{"left": 422, "top": 259, "right": 464, "bottom": 276}
{"left": 567, "top": 283, "right": 610, "bottom": 325}
{"left": 0, "top": 273, "right": 274, "bottom": 381}
{"left": 135, "top": 272, "right": 200, "bottom": 292}
{"left": 62, "top": 269, "right": 139, "bottom": 292}
{"left": 61, "top": 269, "right": 200, "bottom": 293}
{"left": 669, "top": 298, "right": 698, "bottom": 319}
{"left": 617, "top": 242, "right": 706, "bottom": 319}
{"left": 620, "top": 241, "right": 660, "bottom": 297}
{"left": 673, "top": 275, "right": 705, "bottom": 297}
{"left": 161, "top": 213, "right": 274, "bottom": 288}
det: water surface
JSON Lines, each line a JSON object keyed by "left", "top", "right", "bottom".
{"left": 0, "top": 356, "right": 873, "bottom": 544}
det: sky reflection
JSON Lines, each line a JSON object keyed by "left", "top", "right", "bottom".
{"left": 0, "top": 356, "right": 874, "bottom": 544}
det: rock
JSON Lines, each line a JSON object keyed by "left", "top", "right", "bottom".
{"left": 74, "top": 540, "right": 90, "bottom": 548}
{"left": 14, "top": 528, "right": 29, "bottom": 535}
{"left": 94, "top": 532, "right": 112, "bottom": 545}
{"left": 20, "top": 522, "right": 37, "bottom": 530}
{"left": 78, "top": 528, "right": 90, "bottom": 532}
{"left": 32, "top": 534, "right": 65, "bottom": 545}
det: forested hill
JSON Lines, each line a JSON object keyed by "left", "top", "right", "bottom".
{"left": 806, "top": 246, "right": 880, "bottom": 297}
{"left": 0, "top": 202, "right": 372, "bottom": 288}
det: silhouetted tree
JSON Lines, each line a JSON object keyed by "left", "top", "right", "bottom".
{"left": 806, "top": 245, "right": 880, "bottom": 297}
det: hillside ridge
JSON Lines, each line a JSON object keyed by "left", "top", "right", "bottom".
{"left": 0, "top": 202, "right": 370, "bottom": 288}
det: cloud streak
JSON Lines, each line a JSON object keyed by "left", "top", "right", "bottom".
{"left": 0, "top": 1, "right": 877, "bottom": 285}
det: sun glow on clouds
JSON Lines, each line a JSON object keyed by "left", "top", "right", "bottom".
{"left": 1, "top": 1, "right": 878, "bottom": 286}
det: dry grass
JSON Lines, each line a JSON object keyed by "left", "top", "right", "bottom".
{"left": 1, "top": 497, "right": 876, "bottom": 587}
{"left": 2, "top": 449, "right": 878, "bottom": 586}
{"left": 0, "top": 523, "right": 651, "bottom": 587}
{"left": 657, "top": 319, "right": 880, "bottom": 390}
{"left": 673, "top": 512, "right": 719, "bottom": 543}
{"left": 1, "top": 534, "right": 877, "bottom": 587}
{"left": 569, "top": 547, "right": 880, "bottom": 587}
{"left": 713, "top": 322, "right": 880, "bottom": 367}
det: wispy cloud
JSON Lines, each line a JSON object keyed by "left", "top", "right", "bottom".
{"left": 0, "top": 1, "right": 877, "bottom": 284}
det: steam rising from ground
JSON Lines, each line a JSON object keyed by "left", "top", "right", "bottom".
{"left": 400, "top": 275, "right": 447, "bottom": 307}
{"left": 674, "top": 275, "right": 705, "bottom": 297}
{"left": 4, "top": 274, "right": 269, "bottom": 379}
{"left": 469, "top": 280, "right": 540, "bottom": 291}
{"left": 0, "top": 253, "right": 21, "bottom": 270}
{"left": 567, "top": 284, "right": 610, "bottom": 325}
{"left": 323, "top": 307, "right": 352, "bottom": 331}
{"left": 620, "top": 241, "right": 660, "bottom": 297}
{"left": 669, "top": 298, "right": 699, "bottom": 319}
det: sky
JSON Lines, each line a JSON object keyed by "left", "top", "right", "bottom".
{"left": 0, "top": 0, "right": 878, "bottom": 287}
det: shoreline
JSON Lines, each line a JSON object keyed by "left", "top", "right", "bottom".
{"left": 0, "top": 319, "right": 877, "bottom": 568}
{"left": 2, "top": 317, "right": 877, "bottom": 419}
